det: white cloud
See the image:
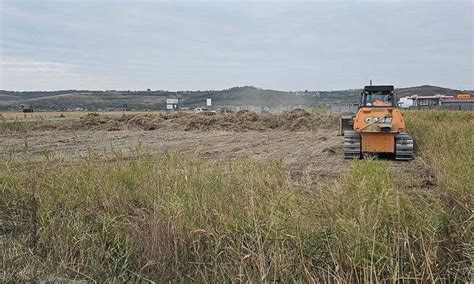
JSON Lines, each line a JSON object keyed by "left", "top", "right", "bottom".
{"left": 1, "top": 60, "right": 77, "bottom": 73}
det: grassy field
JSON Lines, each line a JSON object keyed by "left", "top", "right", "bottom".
{"left": 1, "top": 110, "right": 472, "bottom": 282}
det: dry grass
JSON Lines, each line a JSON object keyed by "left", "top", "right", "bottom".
{"left": 0, "top": 111, "right": 164, "bottom": 121}
{"left": 404, "top": 110, "right": 473, "bottom": 280}
{"left": 1, "top": 110, "right": 472, "bottom": 282}
{"left": 405, "top": 111, "right": 473, "bottom": 207}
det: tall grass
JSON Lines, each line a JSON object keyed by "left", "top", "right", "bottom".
{"left": 314, "top": 159, "right": 455, "bottom": 281}
{"left": 2, "top": 153, "right": 308, "bottom": 282}
{"left": 404, "top": 110, "right": 473, "bottom": 280}
{"left": 1, "top": 110, "right": 472, "bottom": 282}
{"left": 405, "top": 111, "right": 473, "bottom": 207}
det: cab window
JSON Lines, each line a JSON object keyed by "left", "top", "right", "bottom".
{"left": 364, "top": 90, "right": 393, "bottom": 107}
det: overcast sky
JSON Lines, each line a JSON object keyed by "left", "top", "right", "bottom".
{"left": 0, "top": 0, "right": 472, "bottom": 91}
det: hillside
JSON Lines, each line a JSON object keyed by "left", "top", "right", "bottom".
{"left": 396, "top": 85, "right": 463, "bottom": 97}
{"left": 0, "top": 85, "right": 467, "bottom": 111}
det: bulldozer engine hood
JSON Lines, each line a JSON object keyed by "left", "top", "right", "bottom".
{"left": 354, "top": 108, "right": 405, "bottom": 133}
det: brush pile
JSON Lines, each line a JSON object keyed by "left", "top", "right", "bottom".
{"left": 79, "top": 109, "right": 337, "bottom": 131}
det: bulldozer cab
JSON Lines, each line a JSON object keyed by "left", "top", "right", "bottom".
{"left": 361, "top": 85, "right": 395, "bottom": 108}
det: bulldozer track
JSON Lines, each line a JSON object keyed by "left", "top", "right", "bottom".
{"left": 343, "top": 131, "right": 361, "bottom": 159}
{"left": 395, "top": 132, "right": 414, "bottom": 161}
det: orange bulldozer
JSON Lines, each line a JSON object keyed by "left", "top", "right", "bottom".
{"left": 341, "top": 85, "right": 414, "bottom": 160}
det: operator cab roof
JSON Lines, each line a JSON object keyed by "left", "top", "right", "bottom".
{"left": 363, "top": 85, "right": 394, "bottom": 92}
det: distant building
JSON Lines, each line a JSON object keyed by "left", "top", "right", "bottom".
{"left": 440, "top": 93, "right": 474, "bottom": 110}
{"left": 401, "top": 93, "right": 474, "bottom": 110}
{"left": 398, "top": 97, "right": 413, "bottom": 109}
{"left": 406, "top": 95, "right": 452, "bottom": 109}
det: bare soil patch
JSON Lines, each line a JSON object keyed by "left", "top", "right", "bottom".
{"left": 1, "top": 109, "right": 423, "bottom": 187}
{"left": 1, "top": 128, "right": 344, "bottom": 185}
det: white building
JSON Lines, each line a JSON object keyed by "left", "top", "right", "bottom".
{"left": 398, "top": 97, "right": 414, "bottom": 108}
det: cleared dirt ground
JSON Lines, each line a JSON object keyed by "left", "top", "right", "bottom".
{"left": 0, "top": 110, "right": 432, "bottom": 187}
{"left": 1, "top": 130, "right": 343, "bottom": 185}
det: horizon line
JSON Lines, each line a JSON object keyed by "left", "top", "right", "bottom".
{"left": 0, "top": 84, "right": 470, "bottom": 93}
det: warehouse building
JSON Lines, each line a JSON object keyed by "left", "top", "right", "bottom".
{"left": 401, "top": 93, "right": 473, "bottom": 110}
{"left": 440, "top": 93, "right": 474, "bottom": 110}
{"left": 408, "top": 95, "right": 450, "bottom": 109}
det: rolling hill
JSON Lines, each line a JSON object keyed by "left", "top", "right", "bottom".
{"left": 396, "top": 85, "right": 463, "bottom": 97}
{"left": 0, "top": 85, "right": 469, "bottom": 111}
